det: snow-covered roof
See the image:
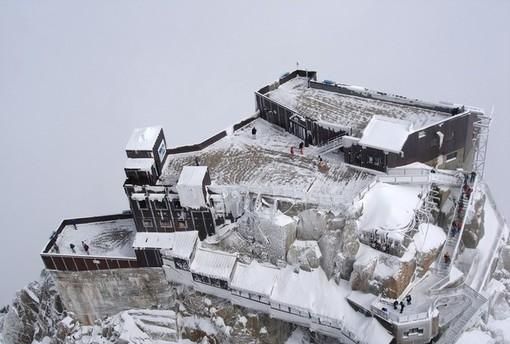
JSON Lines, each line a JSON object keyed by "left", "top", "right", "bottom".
{"left": 134, "top": 231, "right": 198, "bottom": 260}
{"left": 358, "top": 182, "right": 424, "bottom": 232}
{"left": 164, "top": 231, "right": 198, "bottom": 260}
{"left": 160, "top": 118, "right": 375, "bottom": 208}
{"left": 271, "top": 266, "right": 391, "bottom": 343}
{"left": 125, "top": 126, "right": 162, "bottom": 151}
{"left": 148, "top": 193, "right": 165, "bottom": 201}
{"left": 190, "top": 248, "right": 237, "bottom": 280}
{"left": 125, "top": 158, "right": 154, "bottom": 171}
{"left": 54, "top": 218, "right": 137, "bottom": 258}
{"left": 230, "top": 260, "right": 279, "bottom": 297}
{"left": 266, "top": 77, "right": 450, "bottom": 135}
{"left": 177, "top": 166, "right": 208, "bottom": 186}
{"left": 131, "top": 193, "right": 146, "bottom": 201}
{"left": 358, "top": 116, "right": 413, "bottom": 153}
{"left": 413, "top": 223, "right": 446, "bottom": 253}
{"left": 133, "top": 232, "right": 174, "bottom": 249}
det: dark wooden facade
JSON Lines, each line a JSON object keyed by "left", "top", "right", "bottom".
{"left": 344, "top": 112, "right": 478, "bottom": 171}
{"left": 124, "top": 185, "right": 215, "bottom": 241}
{"left": 255, "top": 70, "right": 347, "bottom": 146}
{"left": 135, "top": 248, "right": 164, "bottom": 267}
{"left": 40, "top": 214, "right": 139, "bottom": 272}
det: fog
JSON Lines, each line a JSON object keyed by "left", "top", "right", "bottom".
{"left": 0, "top": 1, "right": 508, "bottom": 305}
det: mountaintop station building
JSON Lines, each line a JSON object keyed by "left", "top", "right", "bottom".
{"left": 40, "top": 69, "right": 502, "bottom": 344}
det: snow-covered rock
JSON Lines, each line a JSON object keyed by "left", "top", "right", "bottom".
{"left": 296, "top": 209, "right": 330, "bottom": 241}
{"left": 318, "top": 219, "right": 359, "bottom": 281}
{"left": 287, "top": 240, "right": 322, "bottom": 271}
{"left": 413, "top": 223, "right": 446, "bottom": 271}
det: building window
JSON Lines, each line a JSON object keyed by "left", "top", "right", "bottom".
{"left": 404, "top": 328, "right": 424, "bottom": 337}
{"left": 154, "top": 200, "right": 167, "bottom": 210}
{"left": 419, "top": 131, "right": 426, "bottom": 139}
{"left": 143, "top": 219, "right": 153, "bottom": 228}
{"left": 174, "top": 258, "right": 190, "bottom": 271}
{"left": 138, "top": 200, "right": 148, "bottom": 209}
{"left": 160, "top": 220, "right": 173, "bottom": 228}
{"left": 176, "top": 220, "right": 187, "bottom": 229}
{"left": 446, "top": 152, "right": 457, "bottom": 162}
{"left": 173, "top": 200, "right": 182, "bottom": 209}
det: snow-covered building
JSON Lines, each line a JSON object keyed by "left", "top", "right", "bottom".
{"left": 256, "top": 70, "right": 484, "bottom": 172}
{"left": 40, "top": 69, "right": 506, "bottom": 344}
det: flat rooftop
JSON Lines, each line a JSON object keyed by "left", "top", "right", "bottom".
{"left": 266, "top": 77, "right": 451, "bottom": 135}
{"left": 52, "top": 217, "right": 137, "bottom": 258}
{"left": 159, "top": 118, "right": 376, "bottom": 206}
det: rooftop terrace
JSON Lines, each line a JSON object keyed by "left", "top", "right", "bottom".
{"left": 159, "top": 118, "right": 375, "bottom": 206}
{"left": 266, "top": 77, "right": 451, "bottom": 135}
{"left": 52, "top": 217, "right": 137, "bottom": 258}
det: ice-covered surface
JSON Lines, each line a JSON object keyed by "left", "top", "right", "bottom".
{"left": 230, "top": 260, "right": 279, "bottom": 297}
{"left": 125, "top": 158, "right": 154, "bottom": 171}
{"left": 358, "top": 182, "right": 423, "bottom": 232}
{"left": 160, "top": 118, "right": 375, "bottom": 207}
{"left": 358, "top": 116, "right": 412, "bottom": 153}
{"left": 190, "top": 247, "right": 237, "bottom": 280}
{"left": 414, "top": 223, "right": 447, "bottom": 253}
{"left": 161, "top": 231, "right": 198, "bottom": 260}
{"left": 53, "top": 218, "right": 136, "bottom": 258}
{"left": 125, "top": 126, "right": 162, "bottom": 151}
{"left": 457, "top": 329, "right": 495, "bottom": 344}
{"left": 266, "top": 77, "right": 450, "bottom": 135}
{"left": 466, "top": 184, "right": 510, "bottom": 291}
{"left": 177, "top": 166, "right": 209, "bottom": 209}
{"left": 133, "top": 232, "right": 175, "bottom": 249}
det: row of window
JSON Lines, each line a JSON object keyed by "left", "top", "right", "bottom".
{"left": 192, "top": 273, "right": 229, "bottom": 290}
{"left": 137, "top": 198, "right": 182, "bottom": 210}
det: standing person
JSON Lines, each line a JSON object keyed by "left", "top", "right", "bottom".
{"left": 406, "top": 295, "right": 412, "bottom": 305}
{"left": 290, "top": 146, "right": 295, "bottom": 156}
{"left": 299, "top": 142, "right": 304, "bottom": 155}
{"left": 400, "top": 301, "right": 405, "bottom": 314}
{"left": 251, "top": 127, "right": 257, "bottom": 138}
{"left": 194, "top": 157, "right": 200, "bottom": 166}
{"left": 393, "top": 300, "right": 399, "bottom": 310}
{"left": 82, "top": 241, "right": 89, "bottom": 255}
{"left": 470, "top": 171, "right": 477, "bottom": 183}
{"left": 70, "top": 243, "right": 75, "bottom": 253}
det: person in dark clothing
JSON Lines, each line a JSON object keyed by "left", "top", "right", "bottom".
{"left": 251, "top": 127, "right": 257, "bottom": 137}
{"left": 194, "top": 157, "right": 199, "bottom": 166}
{"left": 53, "top": 244, "right": 59, "bottom": 253}
{"left": 82, "top": 241, "right": 89, "bottom": 254}
{"left": 406, "top": 294, "right": 412, "bottom": 305}
{"left": 299, "top": 142, "right": 304, "bottom": 155}
{"left": 470, "top": 171, "right": 477, "bottom": 183}
{"left": 444, "top": 253, "right": 450, "bottom": 264}
{"left": 318, "top": 155, "right": 323, "bottom": 162}
{"left": 400, "top": 301, "right": 405, "bottom": 313}
{"left": 70, "top": 243, "right": 75, "bottom": 253}
{"left": 393, "top": 300, "right": 399, "bottom": 310}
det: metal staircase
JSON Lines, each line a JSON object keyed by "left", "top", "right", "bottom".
{"left": 317, "top": 135, "right": 344, "bottom": 154}
{"left": 434, "top": 285, "right": 487, "bottom": 344}
{"left": 472, "top": 113, "right": 491, "bottom": 177}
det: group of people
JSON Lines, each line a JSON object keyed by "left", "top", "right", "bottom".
{"left": 290, "top": 142, "right": 305, "bottom": 156}
{"left": 390, "top": 294, "right": 412, "bottom": 314}
{"left": 68, "top": 241, "right": 90, "bottom": 254}
{"left": 443, "top": 172, "right": 477, "bottom": 265}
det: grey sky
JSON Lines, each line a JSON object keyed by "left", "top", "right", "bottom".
{"left": 0, "top": 1, "right": 508, "bottom": 305}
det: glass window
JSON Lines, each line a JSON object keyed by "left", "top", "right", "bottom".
{"left": 138, "top": 200, "right": 148, "bottom": 209}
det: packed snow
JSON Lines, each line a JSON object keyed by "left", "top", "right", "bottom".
{"left": 358, "top": 182, "right": 424, "bottom": 232}
{"left": 230, "top": 260, "right": 280, "bottom": 297}
{"left": 125, "top": 158, "right": 154, "bottom": 171}
{"left": 358, "top": 116, "right": 413, "bottom": 153}
{"left": 160, "top": 118, "right": 375, "bottom": 208}
{"left": 190, "top": 247, "right": 237, "bottom": 280}
{"left": 125, "top": 126, "right": 162, "bottom": 151}
{"left": 266, "top": 77, "right": 449, "bottom": 135}
{"left": 413, "top": 223, "right": 446, "bottom": 253}
{"left": 53, "top": 218, "right": 136, "bottom": 258}
{"left": 177, "top": 166, "right": 209, "bottom": 209}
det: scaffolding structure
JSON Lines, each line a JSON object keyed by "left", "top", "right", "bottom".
{"left": 472, "top": 112, "right": 492, "bottom": 177}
